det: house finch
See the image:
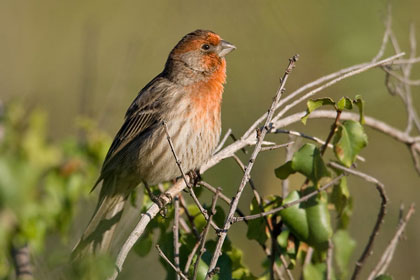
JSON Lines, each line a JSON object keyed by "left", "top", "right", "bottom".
{"left": 73, "top": 30, "right": 235, "bottom": 257}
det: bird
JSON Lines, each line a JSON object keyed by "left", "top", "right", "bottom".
{"left": 72, "top": 29, "right": 236, "bottom": 257}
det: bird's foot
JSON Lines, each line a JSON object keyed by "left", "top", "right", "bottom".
{"left": 188, "top": 169, "right": 202, "bottom": 187}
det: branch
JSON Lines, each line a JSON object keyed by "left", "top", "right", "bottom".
{"left": 327, "top": 162, "right": 389, "bottom": 280}
{"left": 192, "top": 189, "right": 220, "bottom": 280}
{"left": 205, "top": 54, "right": 299, "bottom": 279}
{"left": 173, "top": 195, "right": 180, "bottom": 280}
{"left": 367, "top": 203, "right": 415, "bottom": 280}
{"left": 156, "top": 245, "right": 189, "bottom": 280}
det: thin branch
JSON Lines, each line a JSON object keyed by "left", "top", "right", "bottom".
{"left": 214, "top": 128, "right": 232, "bottom": 153}
{"left": 193, "top": 189, "right": 220, "bottom": 280}
{"left": 231, "top": 175, "right": 344, "bottom": 223}
{"left": 163, "top": 121, "right": 190, "bottom": 187}
{"left": 179, "top": 195, "right": 200, "bottom": 239}
{"left": 280, "top": 254, "right": 294, "bottom": 280}
{"left": 367, "top": 203, "right": 415, "bottom": 280}
{"left": 271, "top": 53, "right": 405, "bottom": 124}
{"left": 173, "top": 195, "right": 180, "bottom": 280}
{"left": 184, "top": 240, "right": 201, "bottom": 275}
{"left": 205, "top": 55, "right": 299, "bottom": 279}
{"left": 327, "top": 162, "right": 389, "bottom": 280}
{"left": 382, "top": 68, "right": 420, "bottom": 86}
{"left": 260, "top": 142, "right": 294, "bottom": 152}
{"left": 156, "top": 245, "right": 189, "bottom": 280}
{"left": 320, "top": 110, "right": 341, "bottom": 155}
{"left": 198, "top": 180, "right": 247, "bottom": 222}
{"left": 326, "top": 240, "right": 334, "bottom": 280}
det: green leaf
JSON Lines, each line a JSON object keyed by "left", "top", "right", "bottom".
{"left": 337, "top": 97, "right": 353, "bottom": 111}
{"left": 303, "top": 263, "right": 326, "bottom": 280}
{"left": 187, "top": 205, "right": 207, "bottom": 231}
{"left": 301, "top": 98, "right": 336, "bottom": 124}
{"left": 333, "top": 120, "right": 368, "bottom": 167}
{"left": 277, "top": 229, "right": 290, "bottom": 249}
{"left": 333, "top": 230, "right": 356, "bottom": 279}
{"left": 279, "top": 191, "right": 309, "bottom": 241}
{"left": 275, "top": 161, "right": 294, "bottom": 180}
{"left": 292, "top": 144, "right": 330, "bottom": 185}
{"left": 331, "top": 177, "right": 350, "bottom": 215}
{"left": 246, "top": 198, "right": 268, "bottom": 246}
{"left": 276, "top": 144, "right": 330, "bottom": 184}
{"left": 354, "top": 95, "right": 365, "bottom": 124}
{"left": 303, "top": 188, "right": 333, "bottom": 250}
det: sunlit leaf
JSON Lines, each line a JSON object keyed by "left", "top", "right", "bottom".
{"left": 337, "top": 97, "right": 353, "bottom": 111}
{"left": 333, "top": 120, "right": 368, "bottom": 167}
{"left": 354, "top": 95, "right": 365, "bottom": 124}
{"left": 301, "top": 98, "right": 336, "bottom": 124}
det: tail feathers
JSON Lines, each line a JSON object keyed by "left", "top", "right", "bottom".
{"left": 72, "top": 182, "right": 127, "bottom": 259}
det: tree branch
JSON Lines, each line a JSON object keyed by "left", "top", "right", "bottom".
{"left": 205, "top": 54, "right": 299, "bottom": 279}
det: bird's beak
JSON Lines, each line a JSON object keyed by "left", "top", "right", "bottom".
{"left": 218, "top": 40, "right": 236, "bottom": 57}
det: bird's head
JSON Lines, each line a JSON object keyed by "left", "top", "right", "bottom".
{"left": 165, "top": 30, "right": 236, "bottom": 82}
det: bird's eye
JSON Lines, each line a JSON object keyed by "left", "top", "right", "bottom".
{"left": 201, "top": 44, "right": 210, "bottom": 51}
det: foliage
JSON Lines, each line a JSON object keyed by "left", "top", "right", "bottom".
{"left": 0, "top": 102, "right": 110, "bottom": 278}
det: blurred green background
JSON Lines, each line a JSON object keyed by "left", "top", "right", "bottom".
{"left": 1, "top": 0, "right": 419, "bottom": 279}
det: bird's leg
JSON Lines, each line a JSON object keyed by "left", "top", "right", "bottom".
{"left": 187, "top": 169, "right": 202, "bottom": 187}
{"left": 144, "top": 183, "right": 170, "bottom": 217}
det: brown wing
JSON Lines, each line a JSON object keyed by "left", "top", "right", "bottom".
{"left": 96, "top": 75, "right": 169, "bottom": 183}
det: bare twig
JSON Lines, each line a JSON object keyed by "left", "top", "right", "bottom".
{"left": 193, "top": 189, "right": 220, "bottom": 280}
{"left": 271, "top": 53, "right": 405, "bottom": 124}
{"left": 279, "top": 254, "right": 294, "bottom": 280}
{"left": 367, "top": 203, "right": 415, "bottom": 280}
{"left": 326, "top": 240, "right": 334, "bottom": 280}
{"left": 214, "top": 128, "right": 232, "bottom": 153}
{"left": 205, "top": 55, "right": 299, "bottom": 279}
{"left": 320, "top": 110, "right": 341, "bottom": 155}
{"left": 173, "top": 195, "right": 180, "bottom": 280}
{"left": 179, "top": 196, "right": 200, "bottom": 239}
{"left": 327, "top": 162, "right": 389, "bottom": 280}
{"left": 260, "top": 142, "right": 293, "bottom": 152}
{"left": 163, "top": 121, "right": 190, "bottom": 187}
{"left": 198, "top": 180, "right": 247, "bottom": 222}
{"left": 184, "top": 240, "right": 201, "bottom": 275}
{"left": 156, "top": 245, "right": 189, "bottom": 280}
